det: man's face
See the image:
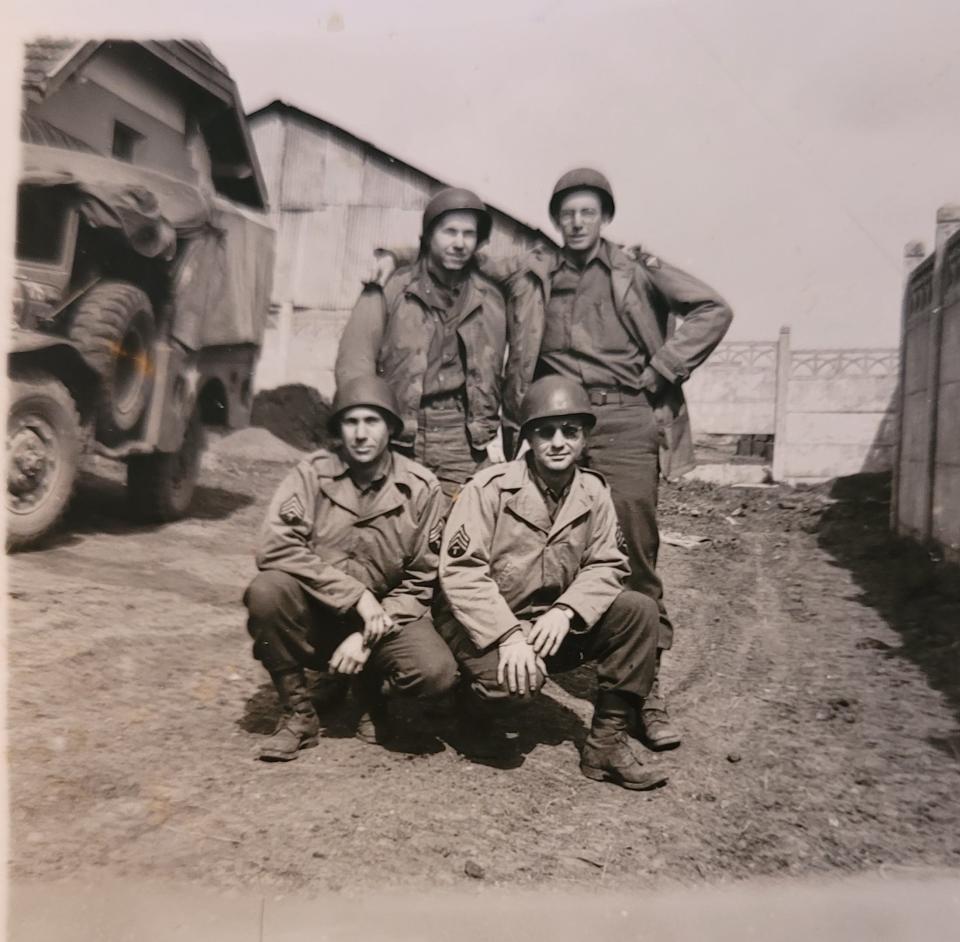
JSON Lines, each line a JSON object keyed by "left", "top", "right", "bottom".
{"left": 555, "top": 190, "right": 608, "bottom": 254}
{"left": 529, "top": 416, "right": 587, "bottom": 475}
{"left": 338, "top": 406, "right": 391, "bottom": 466}
{"left": 427, "top": 210, "right": 479, "bottom": 271}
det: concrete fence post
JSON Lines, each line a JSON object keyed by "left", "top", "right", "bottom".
{"left": 772, "top": 326, "right": 791, "bottom": 482}
{"left": 924, "top": 205, "right": 960, "bottom": 539}
{"left": 891, "top": 241, "right": 928, "bottom": 532}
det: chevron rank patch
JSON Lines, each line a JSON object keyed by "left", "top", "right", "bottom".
{"left": 279, "top": 493, "right": 305, "bottom": 525}
{"left": 428, "top": 520, "right": 443, "bottom": 554}
{"left": 447, "top": 524, "right": 471, "bottom": 559}
{"left": 616, "top": 523, "right": 628, "bottom": 552}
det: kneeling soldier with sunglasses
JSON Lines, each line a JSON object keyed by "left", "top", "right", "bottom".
{"left": 436, "top": 376, "right": 667, "bottom": 789}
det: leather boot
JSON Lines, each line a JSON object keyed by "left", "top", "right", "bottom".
{"left": 354, "top": 671, "right": 393, "bottom": 745}
{"left": 259, "top": 670, "right": 320, "bottom": 761}
{"left": 580, "top": 692, "right": 668, "bottom": 791}
{"left": 304, "top": 669, "right": 350, "bottom": 713}
{"left": 634, "top": 655, "right": 682, "bottom": 751}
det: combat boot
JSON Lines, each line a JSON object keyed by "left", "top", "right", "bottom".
{"left": 452, "top": 681, "right": 510, "bottom": 759}
{"left": 633, "top": 662, "right": 682, "bottom": 751}
{"left": 354, "top": 672, "right": 393, "bottom": 745}
{"left": 259, "top": 670, "right": 320, "bottom": 762}
{"left": 305, "top": 669, "right": 350, "bottom": 713}
{"left": 580, "top": 692, "right": 668, "bottom": 791}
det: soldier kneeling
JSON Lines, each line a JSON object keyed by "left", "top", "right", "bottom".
{"left": 437, "top": 376, "right": 667, "bottom": 790}
{"left": 244, "top": 377, "right": 457, "bottom": 761}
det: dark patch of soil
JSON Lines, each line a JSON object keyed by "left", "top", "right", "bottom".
{"left": 251, "top": 384, "right": 333, "bottom": 452}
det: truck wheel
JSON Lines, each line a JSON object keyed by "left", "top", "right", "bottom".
{"left": 127, "top": 410, "right": 204, "bottom": 522}
{"left": 69, "top": 281, "right": 156, "bottom": 442}
{"left": 6, "top": 372, "right": 82, "bottom": 551}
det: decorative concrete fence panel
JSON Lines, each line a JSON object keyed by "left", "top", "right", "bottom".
{"left": 685, "top": 331, "right": 898, "bottom": 484}
{"left": 683, "top": 341, "right": 777, "bottom": 435}
{"left": 774, "top": 347, "right": 900, "bottom": 483}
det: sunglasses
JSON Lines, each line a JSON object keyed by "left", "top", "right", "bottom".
{"left": 531, "top": 421, "right": 586, "bottom": 440}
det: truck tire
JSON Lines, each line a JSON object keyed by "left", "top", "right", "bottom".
{"left": 69, "top": 281, "right": 156, "bottom": 442}
{"left": 127, "top": 410, "right": 204, "bottom": 522}
{"left": 6, "top": 371, "right": 82, "bottom": 551}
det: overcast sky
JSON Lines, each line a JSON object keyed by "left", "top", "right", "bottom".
{"left": 5, "top": 0, "right": 959, "bottom": 347}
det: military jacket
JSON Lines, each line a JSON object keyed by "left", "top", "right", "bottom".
{"left": 437, "top": 458, "right": 629, "bottom": 652}
{"left": 484, "top": 240, "right": 733, "bottom": 478}
{"left": 335, "top": 259, "right": 507, "bottom": 449}
{"left": 256, "top": 450, "right": 445, "bottom": 626}
{"left": 379, "top": 241, "right": 732, "bottom": 478}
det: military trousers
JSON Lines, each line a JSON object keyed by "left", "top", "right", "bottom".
{"left": 447, "top": 590, "right": 659, "bottom": 705}
{"left": 581, "top": 390, "right": 675, "bottom": 651}
{"left": 396, "top": 397, "right": 487, "bottom": 503}
{"left": 244, "top": 570, "right": 458, "bottom": 699}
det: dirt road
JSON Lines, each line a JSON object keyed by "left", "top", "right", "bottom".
{"left": 7, "top": 440, "right": 960, "bottom": 892}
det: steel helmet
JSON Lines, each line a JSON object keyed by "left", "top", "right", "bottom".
{"left": 328, "top": 376, "right": 403, "bottom": 437}
{"left": 519, "top": 376, "right": 596, "bottom": 439}
{"left": 421, "top": 187, "right": 492, "bottom": 244}
{"left": 549, "top": 167, "right": 615, "bottom": 222}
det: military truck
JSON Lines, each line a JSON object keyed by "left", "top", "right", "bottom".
{"left": 8, "top": 142, "right": 275, "bottom": 550}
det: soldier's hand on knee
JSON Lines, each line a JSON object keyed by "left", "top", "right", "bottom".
{"left": 356, "top": 590, "right": 395, "bottom": 648}
{"left": 529, "top": 607, "right": 573, "bottom": 658}
{"left": 329, "top": 632, "right": 370, "bottom": 675}
{"left": 497, "top": 634, "right": 542, "bottom": 696}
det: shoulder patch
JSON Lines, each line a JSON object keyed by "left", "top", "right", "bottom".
{"left": 615, "top": 523, "right": 628, "bottom": 553}
{"left": 428, "top": 520, "right": 444, "bottom": 554}
{"left": 641, "top": 253, "right": 661, "bottom": 271}
{"left": 446, "top": 523, "right": 471, "bottom": 559}
{"left": 279, "top": 493, "right": 305, "bottom": 525}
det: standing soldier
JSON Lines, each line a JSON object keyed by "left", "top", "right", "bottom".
{"left": 437, "top": 376, "right": 667, "bottom": 790}
{"left": 375, "top": 170, "right": 733, "bottom": 750}
{"left": 243, "top": 377, "right": 457, "bottom": 761}
{"left": 336, "top": 187, "right": 507, "bottom": 502}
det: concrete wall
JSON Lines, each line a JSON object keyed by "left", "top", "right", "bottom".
{"left": 683, "top": 341, "right": 778, "bottom": 435}
{"left": 893, "top": 206, "right": 960, "bottom": 558}
{"left": 684, "top": 331, "right": 898, "bottom": 483}
{"left": 773, "top": 343, "right": 899, "bottom": 483}
{"left": 250, "top": 107, "right": 547, "bottom": 398}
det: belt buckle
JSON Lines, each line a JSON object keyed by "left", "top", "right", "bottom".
{"left": 598, "top": 389, "right": 608, "bottom": 406}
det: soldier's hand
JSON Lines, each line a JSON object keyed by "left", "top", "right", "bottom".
{"left": 485, "top": 431, "right": 506, "bottom": 464}
{"left": 496, "top": 634, "right": 543, "bottom": 696}
{"left": 329, "top": 632, "right": 370, "bottom": 675}
{"left": 639, "top": 365, "right": 668, "bottom": 397}
{"left": 356, "top": 590, "right": 395, "bottom": 647}
{"left": 529, "top": 607, "right": 572, "bottom": 658}
{"left": 360, "top": 249, "right": 398, "bottom": 287}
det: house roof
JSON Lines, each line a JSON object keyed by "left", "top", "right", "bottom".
{"left": 247, "top": 99, "right": 556, "bottom": 247}
{"left": 21, "top": 38, "right": 268, "bottom": 210}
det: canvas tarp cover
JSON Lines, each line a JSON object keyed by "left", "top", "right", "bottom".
{"left": 19, "top": 143, "right": 275, "bottom": 347}
{"left": 170, "top": 202, "right": 275, "bottom": 348}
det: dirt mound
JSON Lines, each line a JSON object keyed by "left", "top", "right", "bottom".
{"left": 208, "top": 426, "right": 305, "bottom": 463}
{"left": 251, "top": 384, "right": 333, "bottom": 452}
